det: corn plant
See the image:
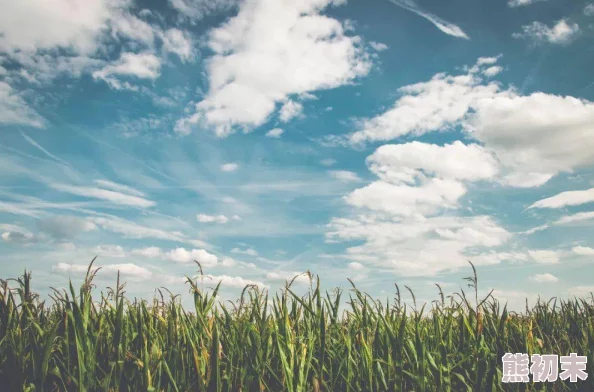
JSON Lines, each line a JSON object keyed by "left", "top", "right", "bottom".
{"left": 0, "top": 260, "right": 592, "bottom": 391}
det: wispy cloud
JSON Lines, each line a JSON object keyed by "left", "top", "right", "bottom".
{"left": 50, "top": 183, "right": 155, "bottom": 208}
{"left": 513, "top": 20, "right": 580, "bottom": 46}
{"left": 529, "top": 187, "right": 594, "bottom": 209}
{"left": 508, "top": 0, "right": 546, "bottom": 7}
{"left": 387, "top": 0, "right": 469, "bottom": 39}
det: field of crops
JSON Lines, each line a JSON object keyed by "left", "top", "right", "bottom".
{"left": 0, "top": 260, "right": 592, "bottom": 391}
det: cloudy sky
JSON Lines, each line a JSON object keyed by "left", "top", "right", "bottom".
{"left": 1, "top": 0, "right": 594, "bottom": 310}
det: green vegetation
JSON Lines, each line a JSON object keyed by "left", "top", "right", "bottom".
{"left": 0, "top": 259, "right": 592, "bottom": 391}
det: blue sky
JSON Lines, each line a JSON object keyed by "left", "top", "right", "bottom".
{"left": 1, "top": 0, "right": 594, "bottom": 310}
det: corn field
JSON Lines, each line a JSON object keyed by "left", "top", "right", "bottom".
{"left": 0, "top": 260, "right": 592, "bottom": 391}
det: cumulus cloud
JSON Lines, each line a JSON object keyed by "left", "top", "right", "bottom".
{"left": 573, "top": 246, "right": 594, "bottom": 256}
{"left": 347, "top": 57, "right": 594, "bottom": 188}
{"left": 165, "top": 247, "right": 218, "bottom": 266}
{"left": 131, "top": 246, "right": 163, "bottom": 258}
{"left": 482, "top": 66, "right": 503, "bottom": 77}
{"left": 92, "top": 52, "right": 161, "bottom": 90}
{"left": 266, "top": 128, "right": 284, "bottom": 138}
{"left": 585, "top": 4, "right": 594, "bottom": 16}
{"left": 529, "top": 188, "right": 594, "bottom": 209}
{"left": 201, "top": 273, "right": 267, "bottom": 289}
{"left": 279, "top": 100, "right": 304, "bottom": 123}
{"left": 348, "top": 262, "right": 365, "bottom": 271}
{"left": 530, "top": 273, "right": 559, "bottom": 283}
{"left": 327, "top": 215, "right": 512, "bottom": 276}
{"left": 266, "top": 271, "right": 311, "bottom": 284}
{"left": 0, "top": 0, "right": 124, "bottom": 54}
{"left": 325, "top": 137, "right": 518, "bottom": 276}
{"left": 174, "top": 0, "right": 371, "bottom": 136}
{"left": 161, "top": 28, "right": 194, "bottom": 62}
{"left": 512, "top": 20, "right": 580, "bottom": 46}
{"left": 220, "top": 163, "right": 239, "bottom": 172}
{"left": 91, "top": 244, "right": 126, "bottom": 258}
{"left": 369, "top": 41, "right": 388, "bottom": 51}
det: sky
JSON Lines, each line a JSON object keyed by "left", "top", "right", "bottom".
{"left": 1, "top": 0, "right": 594, "bottom": 311}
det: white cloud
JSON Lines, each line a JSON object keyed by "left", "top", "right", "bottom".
{"left": 529, "top": 188, "right": 594, "bottom": 209}
{"left": 573, "top": 246, "right": 594, "bottom": 256}
{"left": 168, "top": 0, "right": 240, "bottom": 21}
{"left": 1, "top": 230, "right": 37, "bottom": 244}
{"left": 197, "top": 213, "right": 229, "bottom": 224}
{"left": 220, "top": 163, "right": 239, "bottom": 172}
{"left": 92, "top": 244, "right": 126, "bottom": 258}
{"left": 165, "top": 247, "right": 218, "bottom": 266}
{"left": 89, "top": 216, "right": 199, "bottom": 245}
{"left": 50, "top": 183, "right": 155, "bottom": 208}
{"left": 482, "top": 66, "right": 503, "bottom": 77}
{"left": 530, "top": 273, "right": 559, "bottom": 283}
{"left": 266, "top": 271, "right": 310, "bottom": 284}
{"left": 527, "top": 250, "right": 560, "bottom": 264}
{"left": 328, "top": 170, "right": 362, "bottom": 183}
{"left": 348, "top": 57, "right": 594, "bottom": 188}
{"left": 279, "top": 100, "right": 304, "bottom": 122}
{"left": 53, "top": 262, "right": 153, "bottom": 280}
{"left": 200, "top": 273, "right": 267, "bottom": 289}
{"left": 387, "top": 0, "right": 469, "bottom": 39}
{"left": 0, "top": 0, "right": 122, "bottom": 54}
{"left": 508, "top": 0, "right": 546, "bottom": 7}
{"left": 585, "top": 4, "right": 594, "bottom": 16}
{"left": 513, "top": 20, "right": 580, "bottom": 45}
{"left": 369, "top": 41, "right": 388, "bottom": 51}
{"left": 94, "top": 180, "right": 145, "bottom": 197}
{"left": 341, "top": 141, "right": 498, "bottom": 219}
{"left": 110, "top": 11, "right": 157, "bottom": 47}
{"left": 57, "top": 242, "right": 76, "bottom": 250}
{"left": 320, "top": 158, "right": 337, "bottom": 166}
{"left": 326, "top": 137, "right": 518, "bottom": 276}
{"left": 555, "top": 211, "right": 594, "bottom": 225}
{"left": 37, "top": 215, "right": 97, "bottom": 239}
{"left": 92, "top": 52, "right": 161, "bottom": 90}
{"left": 174, "top": 0, "right": 371, "bottom": 136}
{"left": 327, "top": 215, "right": 512, "bottom": 276}
{"left": 367, "top": 141, "right": 499, "bottom": 184}
{"left": 0, "top": 81, "right": 45, "bottom": 127}
{"left": 231, "top": 247, "right": 258, "bottom": 256}
{"left": 132, "top": 246, "right": 163, "bottom": 258}
{"left": 266, "top": 128, "right": 284, "bottom": 138}
{"left": 221, "top": 257, "right": 236, "bottom": 267}
{"left": 3, "top": 53, "right": 104, "bottom": 84}
{"left": 519, "top": 224, "right": 549, "bottom": 235}
{"left": 348, "top": 261, "right": 365, "bottom": 271}
{"left": 161, "top": 28, "right": 194, "bottom": 62}
{"left": 568, "top": 286, "right": 594, "bottom": 297}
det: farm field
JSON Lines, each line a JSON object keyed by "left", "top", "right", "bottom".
{"left": 1, "top": 262, "right": 592, "bottom": 391}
